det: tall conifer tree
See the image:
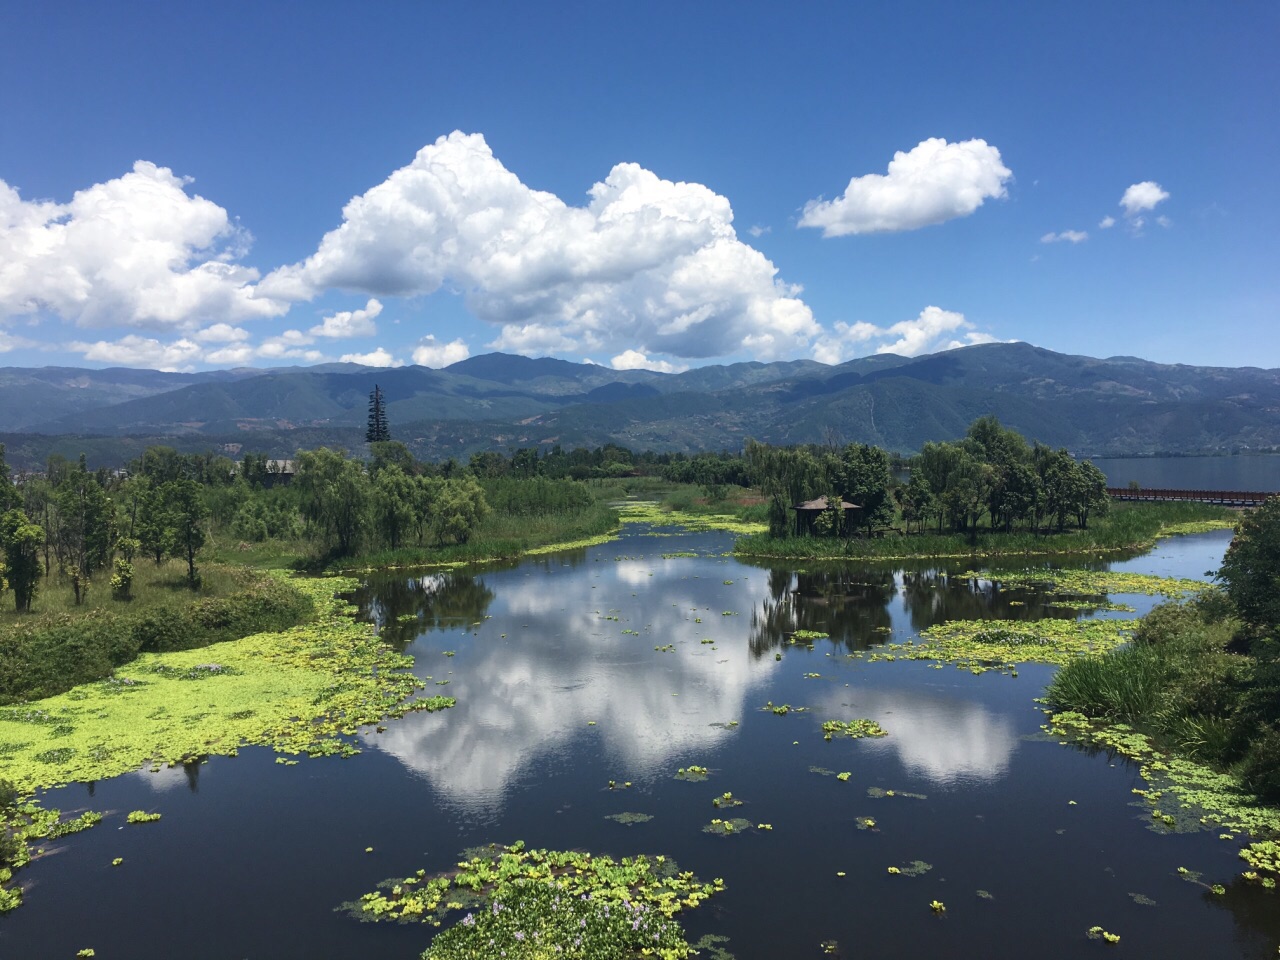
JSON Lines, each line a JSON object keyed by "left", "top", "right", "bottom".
{"left": 366, "top": 385, "right": 391, "bottom": 443}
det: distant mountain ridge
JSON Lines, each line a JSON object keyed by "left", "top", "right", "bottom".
{"left": 2, "top": 343, "right": 1278, "bottom": 468}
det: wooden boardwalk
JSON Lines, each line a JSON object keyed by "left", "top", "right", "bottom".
{"left": 1107, "top": 487, "right": 1274, "bottom": 507}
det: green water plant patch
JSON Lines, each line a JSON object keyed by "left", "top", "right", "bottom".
{"left": 617, "top": 502, "right": 767, "bottom": 535}
{"left": 347, "top": 841, "right": 723, "bottom": 959}
{"left": 820, "top": 719, "right": 887, "bottom": 741}
{"left": 860, "top": 617, "right": 1140, "bottom": 675}
{"left": 954, "top": 568, "right": 1209, "bottom": 600}
{"left": 0, "top": 575, "right": 452, "bottom": 792}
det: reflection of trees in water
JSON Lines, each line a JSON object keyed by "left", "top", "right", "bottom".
{"left": 899, "top": 569, "right": 1085, "bottom": 633}
{"left": 351, "top": 570, "right": 498, "bottom": 645}
{"left": 748, "top": 561, "right": 1089, "bottom": 657}
{"left": 749, "top": 566, "right": 896, "bottom": 656}
{"left": 1209, "top": 877, "right": 1280, "bottom": 955}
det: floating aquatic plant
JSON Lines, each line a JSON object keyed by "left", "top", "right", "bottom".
{"left": 821, "top": 719, "right": 887, "bottom": 741}
{"left": 1086, "top": 926, "right": 1120, "bottom": 944}
{"left": 346, "top": 840, "right": 724, "bottom": 960}
{"left": 866, "top": 787, "right": 927, "bottom": 800}
{"left": 674, "top": 766, "right": 710, "bottom": 782}
{"left": 703, "top": 818, "right": 752, "bottom": 837}
{"left": 125, "top": 811, "right": 161, "bottom": 824}
{"left": 0, "top": 576, "right": 454, "bottom": 793}
{"left": 604, "top": 812, "right": 653, "bottom": 826}
{"left": 954, "top": 568, "right": 1209, "bottom": 600}
{"left": 711, "top": 792, "right": 743, "bottom": 809}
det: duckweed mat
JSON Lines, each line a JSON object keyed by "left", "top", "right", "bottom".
{"left": 0, "top": 574, "right": 451, "bottom": 793}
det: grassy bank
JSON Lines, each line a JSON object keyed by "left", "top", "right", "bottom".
{"left": 1047, "top": 594, "right": 1280, "bottom": 804}
{"left": 206, "top": 500, "right": 621, "bottom": 573}
{"left": 734, "top": 501, "right": 1237, "bottom": 561}
{"left": 0, "top": 562, "right": 314, "bottom": 705}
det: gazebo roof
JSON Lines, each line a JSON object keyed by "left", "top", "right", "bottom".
{"left": 791, "top": 497, "right": 862, "bottom": 511}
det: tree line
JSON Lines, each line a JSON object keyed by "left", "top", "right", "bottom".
{"left": 743, "top": 416, "right": 1110, "bottom": 539}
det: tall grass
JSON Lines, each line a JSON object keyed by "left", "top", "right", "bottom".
{"left": 326, "top": 500, "right": 620, "bottom": 572}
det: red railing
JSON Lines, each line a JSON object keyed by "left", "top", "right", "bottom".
{"left": 1107, "top": 488, "right": 1274, "bottom": 506}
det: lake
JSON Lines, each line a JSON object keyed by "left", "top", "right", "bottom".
{"left": 1094, "top": 455, "right": 1280, "bottom": 491}
{"left": 2, "top": 523, "right": 1276, "bottom": 959}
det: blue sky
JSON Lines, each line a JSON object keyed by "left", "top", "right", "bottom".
{"left": 0, "top": 1, "right": 1275, "bottom": 373}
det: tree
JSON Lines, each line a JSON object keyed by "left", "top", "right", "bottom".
{"left": 295, "top": 448, "right": 371, "bottom": 556}
{"left": 162, "top": 479, "right": 208, "bottom": 588}
{"left": 834, "top": 443, "right": 895, "bottom": 535}
{"left": 1218, "top": 496, "right": 1280, "bottom": 636}
{"left": 366, "top": 385, "right": 391, "bottom": 443}
{"left": 53, "top": 461, "right": 112, "bottom": 604}
{"left": 431, "top": 476, "right": 489, "bottom": 545}
{"left": 369, "top": 440, "right": 414, "bottom": 477}
{"left": 0, "top": 509, "right": 44, "bottom": 612}
{"left": 0, "top": 444, "right": 19, "bottom": 514}
{"left": 373, "top": 465, "right": 418, "bottom": 550}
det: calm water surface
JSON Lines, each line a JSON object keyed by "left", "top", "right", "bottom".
{"left": 3, "top": 525, "right": 1276, "bottom": 959}
{"left": 1095, "top": 455, "right": 1280, "bottom": 491}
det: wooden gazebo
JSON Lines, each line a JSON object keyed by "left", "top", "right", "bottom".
{"left": 790, "top": 497, "right": 862, "bottom": 536}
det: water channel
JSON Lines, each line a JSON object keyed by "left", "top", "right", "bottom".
{"left": 3, "top": 523, "right": 1277, "bottom": 959}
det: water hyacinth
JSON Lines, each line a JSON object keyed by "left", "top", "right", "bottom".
{"left": 346, "top": 842, "right": 724, "bottom": 959}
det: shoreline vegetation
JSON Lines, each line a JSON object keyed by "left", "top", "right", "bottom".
{"left": 1, "top": 574, "right": 448, "bottom": 911}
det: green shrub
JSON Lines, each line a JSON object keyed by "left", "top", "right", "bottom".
{"left": 1238, "top": 726, "right": 1280, "bottom": 803}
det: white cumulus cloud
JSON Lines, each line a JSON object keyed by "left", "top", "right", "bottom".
{"left": 340, "top": 346, "right": 403, "bottom": 367}
{"left": 798, "top": 138, "right": 1012, "bottom": 237}
{"left": 609, "top": 349, "right": 687, "bottom": 373}
{"left": 412, "top": 335, "right": 470, "bottom": 367}
{"left": 812, "top": 306, "right": 1003, "bottom": 363}
{"left": 308, "top": 297, "right": 382, "bottom": 338}
{"left": 259, "top": 131, "right": 818, "bottom": 361}
{"left": 194, "top": 323, "right": 250, "bottom": 343}
{"left": 1040, "top": 230, "right": 1088, "bottom": 244}
{"left": 0, "top": 330, "right": 34, "bottom": 353}
{"left": 1098, "top": 215, "right": 1116, "bottom": 229}
{"left": 1120, "top": 181, "right": 1169, "bottom": 215}
{"left": 67, "top": 334, "right": 205, "bottom": 371}
{"left": 0, "top": 162, "right": 288, "bottom": 330}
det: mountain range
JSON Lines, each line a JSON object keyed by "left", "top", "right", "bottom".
{"left": 1, "top": 342, "right": 1278, "bottom": 469}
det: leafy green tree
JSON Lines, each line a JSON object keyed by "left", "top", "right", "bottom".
{"left": 432, "top": 476, "right": 489, "bottom": 545}
{"left": 295, "top": 448, "right": 371, "bottom": 556}
{"left": 1218, "top": 496, "right": 1280, "bottom": 636}
{"left": 136, "top": 481, "right": 176, "bottom": 566}
{"left": 468, "top": 451, "right": 509, "bottom": 480}
{"left": 366, "top": 385, "right": 391, "bottom": 443}
{"left": 1072, "top": 461, "right": 1110, "bottom": 529}
{"left": 373, "top": 465, "right": 418, "bottom": 550}
{"left": 745, "top": 440, "right": 825, "bottom": 537}
{"left": 53, "top": 461, "right": 113, "bottom": 604}
{"left": 370, "top": 440, "right": 414, "bottom": 477}
{"left": 834, "top": 443, "right": 895, "bottom": 534}
{"left": 895, "top": 472, "right": 936, "bottom": 533}
{"left": 1033, "top": 446, "right": 1079, "bottom": 532}
{"left": 0, "top": 444, "right": 19, "bottom": 514}
{"left": 163, "top": 479, "right": 208, "bottom": 588}
{"left": 0, "top": 509, "right": 44, "bottom": 612}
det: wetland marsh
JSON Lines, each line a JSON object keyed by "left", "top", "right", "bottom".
{"left": 2, "top": 521, "right": 1277, "bottom": 959}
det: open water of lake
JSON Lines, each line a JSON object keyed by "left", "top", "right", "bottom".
{"left": 1095, "top": 455, "right": 1280, "bottom": 491}
{"left": 3, "top": 524, "right": 1277, "bottom": 959}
